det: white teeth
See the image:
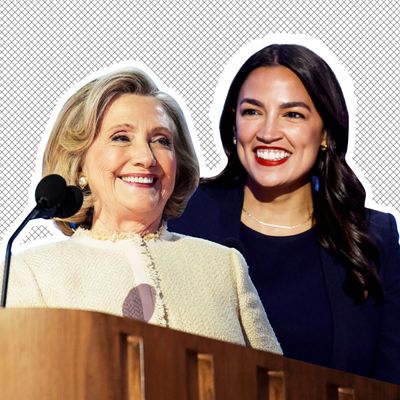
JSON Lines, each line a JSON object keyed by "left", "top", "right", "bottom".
{"left": 257, "top": 149, "right": 290, "bottom": 161}
{"left": 121, "top": 176, "right": 154, "bottom": 184}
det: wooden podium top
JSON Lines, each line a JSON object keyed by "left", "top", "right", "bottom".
{"left": 0, "top": 308, "right": 398, "bottom": 399}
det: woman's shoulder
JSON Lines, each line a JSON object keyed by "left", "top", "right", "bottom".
{"left": 367, "top": 208, "right": 396, "bottom": 222}
{"left": 365, "top": 209, "right": 399, "bottom": 265}
{"left": 166, "top": 231, "right": 245, "bottom": 262}
{"left": 366, "top": 208, "right": 399, "bottom": 238}
{"left": 12, "top": 238, "right": 70, "bottom": 260}
{"left": 10, "top": 234, "right": 100, "bottom": 267}
{"left": 7, "top": 239, "right": 75, "bottom": 277}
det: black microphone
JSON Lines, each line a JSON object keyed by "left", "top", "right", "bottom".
{"left": 58, "top": 186, "right": 84, "bottom": 218}
{"left": 35, "top": 174, "right": 68, "bottom": 211}
{"left": 34, "top": 174, "right": 83, "bottom": 219}
{"left": 1, "top": 174, "right": 83, "bottom": 307}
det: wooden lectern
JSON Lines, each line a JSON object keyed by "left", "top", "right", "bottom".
{"left": 0, "top": 308, "right": 398, "bottom": 399}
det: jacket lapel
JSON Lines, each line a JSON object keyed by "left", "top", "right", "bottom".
{"left": 319, "top": 246, "right": 349, "bottom": 369}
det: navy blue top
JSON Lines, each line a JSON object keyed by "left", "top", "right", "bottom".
{"left": 240, "top": 223, "right": 332, "bottom": 366}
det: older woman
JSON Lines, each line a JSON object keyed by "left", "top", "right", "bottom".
{"left": 6, "top": 68, "right": 281, "bottom": 354}
{"left": 169, "top": 43, "right": 400, "bottom": 383}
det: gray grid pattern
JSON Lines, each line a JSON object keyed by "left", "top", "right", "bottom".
{"left": 1, "top": 0, "right": 399, "bottom": 244}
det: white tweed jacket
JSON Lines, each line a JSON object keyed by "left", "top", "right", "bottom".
{"left": 6, "top": 226, "right": 282, "bottom": 354}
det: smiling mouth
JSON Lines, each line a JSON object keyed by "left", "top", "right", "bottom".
{"left": 256, "top": 149, "right": 291, "bottom": 161}
{"left": 119, "top": 176, "right": 157, "bottom": 185}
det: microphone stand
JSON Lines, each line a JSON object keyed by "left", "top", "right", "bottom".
{"left": 1, "top": 206, "right": 56, "bottom": 308}
{"left": 1, "top": 174, "right": 82, "bottom": 308}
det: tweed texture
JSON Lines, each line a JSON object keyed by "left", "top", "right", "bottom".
{"left": 6, "top": 229, "right": 282, "bottom": 354}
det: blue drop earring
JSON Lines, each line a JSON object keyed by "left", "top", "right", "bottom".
{"left": 312, "top": 175, "right": 320, "bottom": 192}
{"left": 312, "top": 135, "right": 327, "bottom": 193}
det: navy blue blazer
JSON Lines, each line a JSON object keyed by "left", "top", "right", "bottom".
{"left": 169, "top": 183, "right": 400, "bottom": 384}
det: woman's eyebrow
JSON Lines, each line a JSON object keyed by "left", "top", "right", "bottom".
{"left": 238, "top": 98, "right": 264, "bottom": 107}
{"left": 280, "top": 101, "right": 311, "bottom": 111}
{"left": 239, "top": 98, "right": 312, "bottom": 112}
{"left": 107, "top": 123, "right": 135, "bottom": 131}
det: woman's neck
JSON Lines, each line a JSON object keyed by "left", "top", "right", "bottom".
{"left": 242, "top": 180, "right": 314, "bottom": 236}
{"left": 90, "top": 213, "right": 162, "bottom": 237}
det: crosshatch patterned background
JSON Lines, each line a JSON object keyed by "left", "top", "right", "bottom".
{"left": 1, "top": 0, "right": 399, "bottom": 248}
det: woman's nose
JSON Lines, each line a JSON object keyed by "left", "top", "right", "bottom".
{"left": 130, "top": 142, "right": 157, "bottom": 168}
{"left": 256, "top": 117, "right": 283, "bottom": 143}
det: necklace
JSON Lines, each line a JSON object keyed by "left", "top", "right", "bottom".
{"left": 242, "top": 207, "right": 313, "bottom": 230}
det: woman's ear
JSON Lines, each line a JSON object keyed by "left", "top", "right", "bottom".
{"left": 320, "top": 130, "right": 328, "bottom": 151}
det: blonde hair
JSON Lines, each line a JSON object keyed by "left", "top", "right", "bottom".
{"left": 43, "top": 68, "right": 199, "bottom": 235}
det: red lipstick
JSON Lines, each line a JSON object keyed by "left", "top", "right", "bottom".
{"left": 254, "top": 146, "right": 290, "bottom": 167}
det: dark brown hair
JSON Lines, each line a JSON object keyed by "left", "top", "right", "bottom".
{"left": 206, "top": 44, "right": 382, "bottom": 303}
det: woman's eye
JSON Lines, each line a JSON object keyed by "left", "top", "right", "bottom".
{"left": 285, "top": 111, "right": 304, "bottom": 119}
{"left": 111, "top": 133, "right": 130, "bottom": 142}
{"left": 241, "top": 108, "right": 260, "bottom": 116}
{"left": 151, "top": 136, "right": 172, "bottom": 147}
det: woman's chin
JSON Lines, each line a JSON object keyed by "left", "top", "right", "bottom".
{"left": 122, "top": 204, "right": 162, "bottom": 219}
{"left": 247, "top": 176, "right": 287, "bottom": 190}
